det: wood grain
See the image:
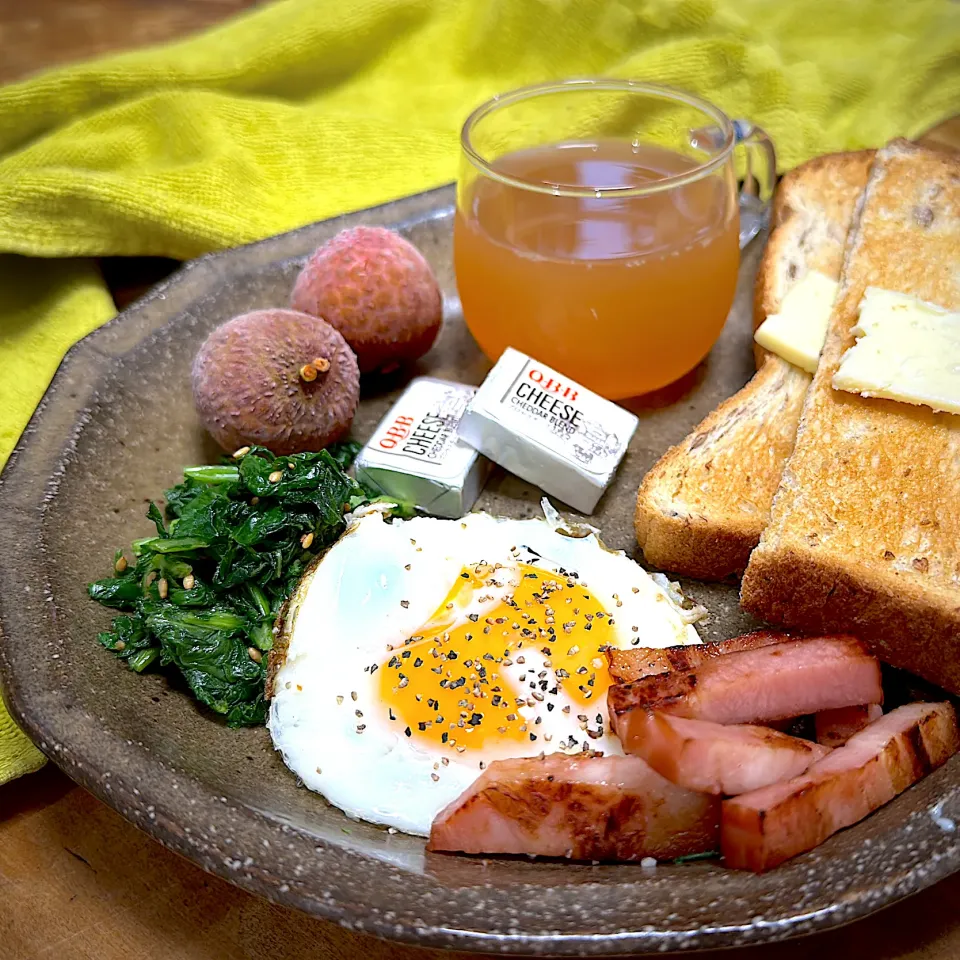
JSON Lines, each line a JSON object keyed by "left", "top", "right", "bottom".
{"left": 0, "top": 2, "right": 958, "bottom": 958}
{"left": 0, "top": 0, "right": 262, "bottom": 85}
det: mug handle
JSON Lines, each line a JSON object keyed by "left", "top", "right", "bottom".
{"left": 732, "top": 119, "right": 777, "bottom": 249}
{"left": 689, "top": 119, "right": 777, "bottom": 248}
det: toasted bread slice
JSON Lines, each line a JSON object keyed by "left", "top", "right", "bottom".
{"left": 741, "top": 140, "right": 960, "bottom": 693}
{"left": 751, "top": 150, "right": 877, "bottom": 367}
{"left": 635, "top": 151, "right": 874, "bottom": 579}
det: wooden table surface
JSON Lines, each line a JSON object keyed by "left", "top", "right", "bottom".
{"left": 2, "top": 3, "right": 959, "bottom": 958}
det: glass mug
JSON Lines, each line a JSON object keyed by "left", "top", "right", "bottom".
{"left": 455, "top": 79, "right": 776, "bottom": 399}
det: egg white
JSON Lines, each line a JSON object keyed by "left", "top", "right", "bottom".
{"left": 268, "top": 510, "right": 702, "bottom": 837}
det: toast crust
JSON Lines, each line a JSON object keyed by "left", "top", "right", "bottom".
{"left": 740, "top": 544, "right": 960, "bottom": 692}
{"left": 635, "top": 357, "right": 809, "bottom": 579}
{"left": 752, "top": 150, "right": 875, "bottom": 363}
{"left": 635, "top": 151, "right": 872, "bottom": 579}
{"left": 741, "top": 140, "right": 960, "bottom": 692}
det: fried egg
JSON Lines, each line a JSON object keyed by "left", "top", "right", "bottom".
{"left": 268, "top": 508, "right": 703, "bottom": 837}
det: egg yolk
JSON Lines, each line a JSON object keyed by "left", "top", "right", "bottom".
{"left": 378, "top": 562, "right": 617, "bottom": 754}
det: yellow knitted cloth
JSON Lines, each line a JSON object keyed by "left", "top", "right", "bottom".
{"left": 0, "top": 0, "right": 957, "bottom": 782}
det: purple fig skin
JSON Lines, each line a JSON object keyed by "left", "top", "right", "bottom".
{"left": 192, "top": 309, "right": 360, "bottom": 455}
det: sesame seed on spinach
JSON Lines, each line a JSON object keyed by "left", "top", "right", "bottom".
{"left": 88, "top": 442, "right": 404, "bottom": 727}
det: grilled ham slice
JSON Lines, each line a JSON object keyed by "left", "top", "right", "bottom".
{"left": 427, "top": 753, "right": 720, "bottom": 861}
{"left": 606, "top": 630, "right": 790, "bottom": 684}
{"left": 619, "top": 712, "right": 831, "bottom": 795}
{"left": 722, "top": 702, "right": 960, "bottom": 872}
{"left": 609, "top": 635, "right": 882, "bottom": 731}
{"left": 815, "top": 703, "right": 883, "bottom": 748}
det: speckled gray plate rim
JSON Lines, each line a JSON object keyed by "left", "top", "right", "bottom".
{"left": 1, "top": 185, "right": 958, "bottom": 956}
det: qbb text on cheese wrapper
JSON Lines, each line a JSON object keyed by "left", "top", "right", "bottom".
{"left": 356, "top": 378, "right": 491, "bottom": 518}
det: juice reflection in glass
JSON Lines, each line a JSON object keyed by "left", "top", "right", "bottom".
{"left": 455, "top": 80, "right": 775, "bottom": 399}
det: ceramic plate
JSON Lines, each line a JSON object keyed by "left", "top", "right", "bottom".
{"left": 1, "top": 186, "right": 958, "bottom": 955}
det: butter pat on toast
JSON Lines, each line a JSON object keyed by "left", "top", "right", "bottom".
{"left": 741, "top": 140, "right": 960, "bottom": 693}
{"left": 635, "top": 151, "right": 873, "bottom": 579}
{"left": 833, "top": 288, "right": 960, "bottom": 415}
